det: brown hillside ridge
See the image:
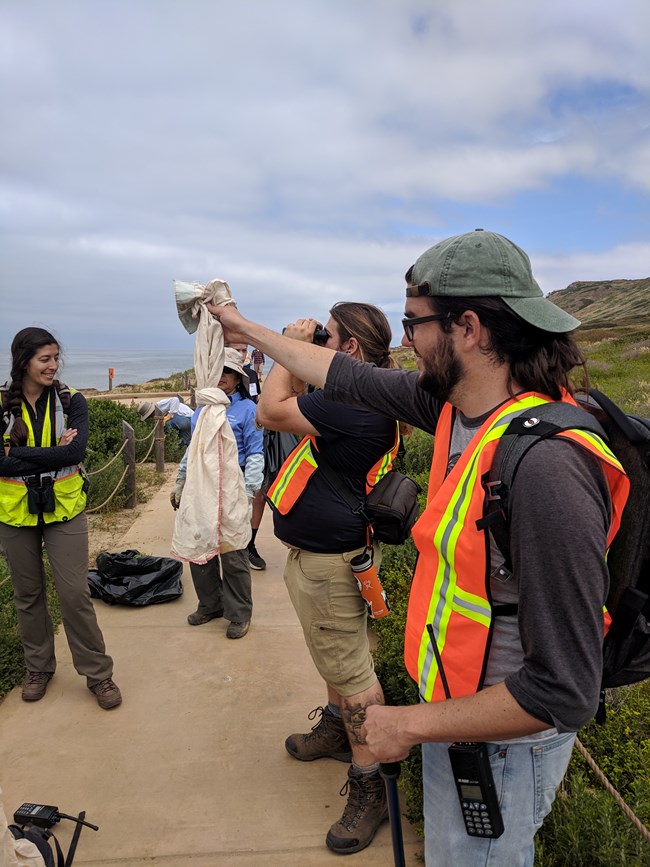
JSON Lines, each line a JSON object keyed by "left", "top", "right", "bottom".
{"left": 548, "top": 277, "right": 650, "bottom": 329}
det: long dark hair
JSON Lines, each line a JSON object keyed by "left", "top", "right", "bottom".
{"left": 424, "top": 296, "right": 587, "bottom": 400}
{"left": 4, "top": 327, "right": 62, "bottom": 445}
{"left": 329, "top": 302, "right": 396, "bottom": 369}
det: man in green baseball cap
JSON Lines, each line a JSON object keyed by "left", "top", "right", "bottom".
{"left": 208, "top": 229, "right": 628, "bottom": 865}
{"left": 405, "top": 228, "right": 580, "bottom": 332}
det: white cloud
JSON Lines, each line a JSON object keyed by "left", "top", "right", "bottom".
{"left": 535, "top": 242, "right": 650, "bottom": 293}
{"left": 0, "top": 0, "right": 648, "bottom": 349}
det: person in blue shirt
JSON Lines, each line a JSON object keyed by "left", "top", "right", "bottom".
{"left": 170, "top": 349, "right": 264, "bottom": 639}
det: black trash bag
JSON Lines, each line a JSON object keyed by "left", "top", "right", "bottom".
{"left": 88, "top": 549, "right": 183, "bottom": 606}
{"left": 263, "top": 428, "right": 301, "bottom": 491}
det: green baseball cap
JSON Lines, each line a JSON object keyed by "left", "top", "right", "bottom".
{"left": 407, "top": 229, "right": 580, "bottom": 333}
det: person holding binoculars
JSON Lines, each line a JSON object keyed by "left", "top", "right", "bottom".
{"left": 0, "top": 327, "right": 121, "bottom": 710}
{"left": 210, "top": 301, "right": 400, "bottom": 856}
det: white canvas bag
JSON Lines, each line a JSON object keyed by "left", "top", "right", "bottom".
{"left": 171, "top": 279, "right": 251, "bottom": 562}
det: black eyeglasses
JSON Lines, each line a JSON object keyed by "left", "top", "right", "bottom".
{"left": 401, "top": 313, "right": 449, "bottom": 342}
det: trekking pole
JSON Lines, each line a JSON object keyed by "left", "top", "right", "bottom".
{"left": 380, "top": 762, "right": 406, "bottom": 867}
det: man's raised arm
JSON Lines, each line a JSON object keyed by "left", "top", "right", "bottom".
{"left": 207, "top": 303, "right": 335, "bottom": 388}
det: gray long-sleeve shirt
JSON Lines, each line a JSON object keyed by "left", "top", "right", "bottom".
{"left": 324, "top": 353, "right": 613, "bottom": 733}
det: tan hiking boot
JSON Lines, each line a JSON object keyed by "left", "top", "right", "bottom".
{"left": 326, "top": 766, "right": 388, "bottom": 854}
{"left": 22, "top": 672, "right": 53, "bottom": 702}
{"left": 285, "top": 706, "right": 352, "bottom": 763}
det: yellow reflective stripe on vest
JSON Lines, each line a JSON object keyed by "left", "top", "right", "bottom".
{"left": 418, "top": 393, "right": 552, "bottom": 699}
{"left": 267, "top": 437, "right": 318, "bottom": 510}
{"left": 22, "top": 396, "right": 53, "bottom": 447}
{"left": 366, "top": 425, "right": 400, "bottom": 490}
{"left": 560, "top": 427, "right": 620, "bottom": 467}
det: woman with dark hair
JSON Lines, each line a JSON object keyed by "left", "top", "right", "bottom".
{"left": 228, "top": 301, "right": 399, "bottom": 856}
{"left": 0, "top": 327, "right": 121, "bottom": 709}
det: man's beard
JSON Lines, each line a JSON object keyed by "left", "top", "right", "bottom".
{"left": 417, "top": 333, "right": 463, "bottom": 403}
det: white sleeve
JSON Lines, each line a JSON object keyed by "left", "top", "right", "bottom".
{"left": 244, "top": 453, "right": 264, "bottom": 497}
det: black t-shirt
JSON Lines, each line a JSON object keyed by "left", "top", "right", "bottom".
{"left": 272, "top": 389, "right": 395, "bottom": 553}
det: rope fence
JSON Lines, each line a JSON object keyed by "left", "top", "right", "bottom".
{"left": 85, "top": 465, "right": 130, "bottom": 514}
{"left": 86, "top": 439, "right": 128, "bottom": 475}
{"left": 84, "top": 414, "right": 166, "bottom": 513}
{"left": 575, "top": 737, "right": 650, "bottom": 844}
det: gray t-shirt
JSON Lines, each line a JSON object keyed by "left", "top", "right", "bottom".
{"left": 325, "top": 354, "right": 612, "bottom": 733}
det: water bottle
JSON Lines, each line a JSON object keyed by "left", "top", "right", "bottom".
{"left": 350, "top": 548, "right": 390, "bottom": 620}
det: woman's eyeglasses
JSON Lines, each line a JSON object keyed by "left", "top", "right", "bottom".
{"left": 401, "top": 313, "right": 449, "bottom": 342}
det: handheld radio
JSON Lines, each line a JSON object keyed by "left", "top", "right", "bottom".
{"left": 426, "top": 624, "right": 504, "bottom": 839}
{"left": 447, "top": 742, "right": 504, "bottom": 838}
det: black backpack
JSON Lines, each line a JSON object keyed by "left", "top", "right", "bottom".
{"left": 479, "top": 389, "right": 650, "bottom": 717}
{"left": 9, "top": 823, "right": 62, "bottom": 866}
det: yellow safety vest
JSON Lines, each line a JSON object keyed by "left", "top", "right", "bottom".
{"left": 0, "top": 387, "right": 87, "bottom": 527}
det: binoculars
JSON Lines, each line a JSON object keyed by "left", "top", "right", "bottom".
{"left": 25, "top": 475, "right": 56, "bottom": 514}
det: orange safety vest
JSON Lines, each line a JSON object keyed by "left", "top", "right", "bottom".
{"left": 267, "top": 426, "right": 400, "bottom": 516}
{"left": 404, "top": 391, "right": 630, "bottom": 704}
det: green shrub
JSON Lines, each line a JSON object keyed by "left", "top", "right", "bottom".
{"left": 84, "top": 399, "right": 185, "bottom": 510}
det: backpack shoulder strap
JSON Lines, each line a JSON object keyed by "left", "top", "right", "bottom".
{"left": 477, "top": 402, "right": 607, "bottom": 565}
{"left": 576, "top": 388, "right": 650, "bottom": 457}
{"left": 55, "top": 382, "right": 73, "bottom": 413}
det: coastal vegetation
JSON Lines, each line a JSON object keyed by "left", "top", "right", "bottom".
{"left": 84, "top": 398, "right": 185, "bottom": 511}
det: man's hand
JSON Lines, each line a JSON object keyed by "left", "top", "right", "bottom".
{"left": 206, "top": 303, "right": 251, "bottom": 344}
{"left": 283, "top": 318, "right": 318, "bottom": 343}
{"left": 362, "top": 704, "right": 413, "bottom": 764}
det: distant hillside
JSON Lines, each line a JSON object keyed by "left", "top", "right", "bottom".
{"left": 548, "top": 278, "right": 650, "bottom": 330}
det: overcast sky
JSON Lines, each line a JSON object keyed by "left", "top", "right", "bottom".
{"left": 1, "top": 0, "right": 649, "bottom": 351}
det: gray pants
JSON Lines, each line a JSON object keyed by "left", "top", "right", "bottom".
{"left": 0, "top": 513, "right": 113, "bottom": 687}
{"left": 189, "top": 549, "right": 252, "bottom": 623}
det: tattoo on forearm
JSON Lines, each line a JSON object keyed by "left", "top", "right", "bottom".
{"left": 342, "top": 692, "right": 384, "bottom": 745}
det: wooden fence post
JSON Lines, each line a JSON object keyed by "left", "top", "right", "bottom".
{"left": 122, "top": 420, "right": 136, "bottom": 509}
{"left": 154, "top": 409, "right": 165, "bottom": 472}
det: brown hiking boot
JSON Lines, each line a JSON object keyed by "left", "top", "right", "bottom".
{"left": 226, "top": 620, "right": 250, "bottom": 639}
{"left": 187, "top": 609, "right": 223, "bottom": 626}
{"left": 89, "top": 678, "right": 122, "bottom": 710}
{"left": 326, "top": 766, "right": 388, "bottom": 854}
{"left": 22, "top": 672, "right": 53, "bottom": 702}
{"left": 285, "top": 706, "right": 352, "bottom": 763}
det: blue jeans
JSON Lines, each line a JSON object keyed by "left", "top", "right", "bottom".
{"left": 422, "top": 732, "right": 576, "bottom": 866}
{"left": 166, "top": 414, "right": 192, "bottom": 447}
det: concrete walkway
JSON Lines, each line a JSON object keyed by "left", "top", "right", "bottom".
{"left": 0, "top": 477, "right": 423, "bottom": 865}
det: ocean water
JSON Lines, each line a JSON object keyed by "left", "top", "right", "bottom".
{"left": 0, "top": 349, "right": 196, "bottom": 392}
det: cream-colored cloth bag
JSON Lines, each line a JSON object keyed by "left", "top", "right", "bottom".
{"left": 171, "top": 279, "right": 251, "bottom": 562}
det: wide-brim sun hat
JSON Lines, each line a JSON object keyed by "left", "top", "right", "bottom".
{"left": 138, "top": 401, "right": 155, "bottom": 420}
{"left": 406, "top": 229, "right": 580, "bottom": 333}
{"left": 221, "top": 347, "right": 250, "bottom": 393}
